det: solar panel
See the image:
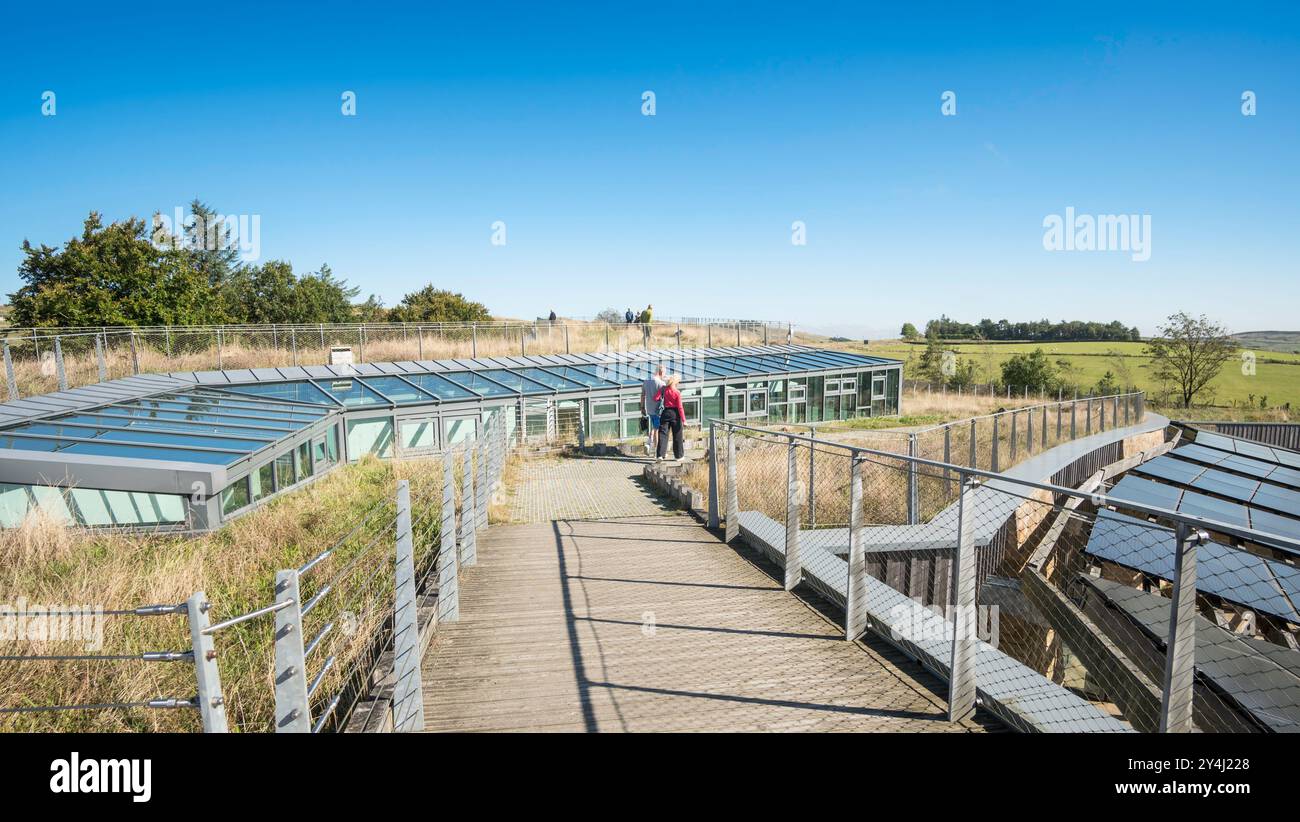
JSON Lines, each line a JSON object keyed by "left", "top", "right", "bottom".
{"left": 1134, "top": 456, "right": 1205, "bottom": 485}
{"left": 1108, "top": 475, "right": 1182, "bottom": 510}
{"left": 1189, "top": 467, "right": 1260, "bottom": 502}
{"left": 1085, "top": 510, "right": 1300, "bottom": 622}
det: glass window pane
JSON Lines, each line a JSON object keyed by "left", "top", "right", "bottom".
{"left": 446, "top": 418, "right": 478, "bottom": 444}
{"left": 297, "top": 441, "right": 311, "bottom": 481}
{"left": 346, "top": 418, "right": 394, "bottom": 458}
{"left": 250, "top": 463, "right": 274, "bottom": 501}
{"left": 275, "top": 453, "right": 295, "bottom": 489}
{"left": 221, "top": 479, "right": 250, "bottom": 516}
{"left": 400, "top": 419, "right": 439, "bottom": 450}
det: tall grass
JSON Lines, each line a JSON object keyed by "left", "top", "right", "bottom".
{"left": 0, "top": 455, "right": 445, "bottom": 732}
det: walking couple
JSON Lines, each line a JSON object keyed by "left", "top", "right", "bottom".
{"left": 642, "top": 364, "right": 685, "bottom": 460}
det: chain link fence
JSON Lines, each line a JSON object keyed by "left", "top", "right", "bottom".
{"left": 1, "top": 319, "right": 792, "bottom": 400}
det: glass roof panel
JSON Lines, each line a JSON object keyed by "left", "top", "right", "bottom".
{"left": 441, "top": 372, "right": 519, "bottom": 397}
{"left": 1252, "top": 484, "right": 1300, "bottom": 513}
{"left": 1250, "top": 509, "right": 1300, "bottom": 541}
{"left": 536, "top": 366, "right": 614, "bottom": 388}
{"left": 219, "top": 382, "right": 337, "bottom": 406}
{"left": 515, "top": 368, "right": 589, "bottom": 391}
{"left": 0, "top": 434, "right": 238, "bottom": 465}
{"left": 102, "top": 403, "right": 314, "bottom": 426}
{"left": 478, "top": 369, "right": 553, "bottom": 395}
{"left": 358, "top": 376, "right": 434, "bottom": 404}
{"left": 92, "top": 408, "right": 299, "bottom": 434}
{"left": 49, "top": 414, "right": 283, "bottom": 441}
{"left": 313, "top": 378, "right": 389, "bottom": 407}
{"left": 20, "top": 423, "right": 261, "bottom": 453}
{"left": 403, "top": 373, "right": 479, "bottom": 400}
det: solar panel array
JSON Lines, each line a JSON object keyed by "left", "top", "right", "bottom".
{"left": 1084, "top": 510, "right": 1300, "bottom": 622}
{"left": 1104, "top": 438, "right": 1300, "bottom": 543}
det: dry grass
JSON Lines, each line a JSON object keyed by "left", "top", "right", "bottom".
{"left": 0, "top": 455, "right": 446, "bottom": 732}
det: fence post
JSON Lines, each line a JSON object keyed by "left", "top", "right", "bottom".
{"left": 1070, "top": 401, "right": 1077, "bottom": 439}
{"left": 130, "top": 331, "right": 141, "bottom": 375}
{"left": 1041, "top": 404, "right": 1048, "bottom": 449}
{"left": 273, "top": 569, "right": 311, "bottom": 732}
{"left": 991, "top": 415, "right": 1000, "bottom": 472}
{"left": 291, "top": 327, "right": 298, "bottom": 365}
{"left": 3, "top": 341, "right": 17, "bottom": 400}
{"left": 1114, "top": 395, "right": 1121, "bottom": 428}
{"left": 707, "top": 424, "right": 720, "bottom": 529}
{"left": 1086, "top": 398, "right": 1093, "bottom": 435}
{"left": 564, "top": 324, "right": 570, "bottom": 354}
{"left": 724, "top": 427, "right": 739, "bottom": 543}
{"left": 53, "top": 336, "right": 67, "bottom": 391}
{"left": 94, "top": 334, "right": 107, "bottom": 382}
{"left": 784, "top": 437, "right": 801, "bottom": 590}
{"left": 1010, "top": 412, "right": 1018, "bottom": 462}
{"left": 845, "top": 455, "right": 867, "bottom": 640}
{"left": 392, "top": 480, "right": 424, "bottom": 732}
{"left": 475, "top": 438, "right": 489, "bottom": 533}
{"left": 216, "top": 328, "right": 223, "bottom": 370}
{"left": 968, "top": 419, "right": 977, "bottom": 469}
{"left": 1025, "top": 405, "right": 1033, "bottom": 454}
{"left": 1057, "top": 404, "right": 1063, "bottom": 440}
{"left": 165, "top": 327, "right": 171, "bottom": 357}
{"left": 707, "top": 324, "right": 712, "bottom": 347}
{"left": 948, "top": 474, "right": 978, "bottom": 722}
{"left": 471, "top": 323, "right": 478, "bottom": 357}
{"left": 1160, "top": 524, "right": 1205, "bottom": 733}
{"left": 459, "top": 446, "right": 477, "bottom": 568}
{"left": 438, "top": 451, "right": 460, "bottom": 622}
{"left": 906, "top": 433, "right": 919, "bottom": 525}
{"left": 186, "top": 592, "right": 229, "bottom": 733}
{"left": 807, "top": 434, "right": 817, "bottom": 527}
{"left": 943, "top": 425, "right": 952, "bottom": 498}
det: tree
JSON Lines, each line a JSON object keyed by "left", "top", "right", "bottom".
{"left": 220, "top": 261, "right": 359, "bottom": 323}
{"left": 594, "top": 308, "right": 623, "bottom": 324}
{"left": 1147, "top": 312, "right": 1236, "bottom": 408}
{"left": 9, "top": 212, "right": 221, "bottom": 326}
{"left": 900, "top": 322, "right": 920, "bottom": 340}
{"left": 1000, "top": 348, "right": 1059, "bottom": 393}
{"left": 387, "top": 286, "right": 491, "bottom": 323}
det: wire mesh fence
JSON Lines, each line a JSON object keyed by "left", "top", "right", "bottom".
{"left": 706, "top": 419, "right": 1300, "bottom": 733}
{"left": 1, "top": 319, "right": 792, "bottom": 400}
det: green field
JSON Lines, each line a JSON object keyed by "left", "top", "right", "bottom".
{"left": 813, "top": 338, "right": 1300, "bottom": 413}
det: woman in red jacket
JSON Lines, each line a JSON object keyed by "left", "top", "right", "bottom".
{"left": 655, "top": 374, "right": 685, "bottom": 460}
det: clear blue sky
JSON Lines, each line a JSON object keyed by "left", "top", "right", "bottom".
{"left": 1, "top": 2, "right": 1296, "bottom": 337}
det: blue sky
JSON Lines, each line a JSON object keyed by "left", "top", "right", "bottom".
{"left": 1, "top": 2, "right": 1297, "bottom": 337}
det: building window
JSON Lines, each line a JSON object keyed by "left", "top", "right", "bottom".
{"left": 275, "top": 452, "right": 295, "bottom": 490}
{"left": 221, "top": 478, "right": 250, "bottom": 516}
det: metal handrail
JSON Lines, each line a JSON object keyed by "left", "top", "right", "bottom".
{"left": 713, "top": 419, "right": 1300, "bottom": 553}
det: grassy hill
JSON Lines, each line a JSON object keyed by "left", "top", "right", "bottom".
{"left": 1232, "top": 330, "right": 1300, "bottom": 354}
{"left": 797, "top": 334, "right": 1299, "bottom": 414}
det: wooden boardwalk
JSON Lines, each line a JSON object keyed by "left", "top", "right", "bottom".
{"left": 421, "top": 510, "right": 998, "bottom": 732}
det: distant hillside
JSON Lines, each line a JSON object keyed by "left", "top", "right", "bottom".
{"left": 1233, "top": 331, "right": 1300, "bottom": 354}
